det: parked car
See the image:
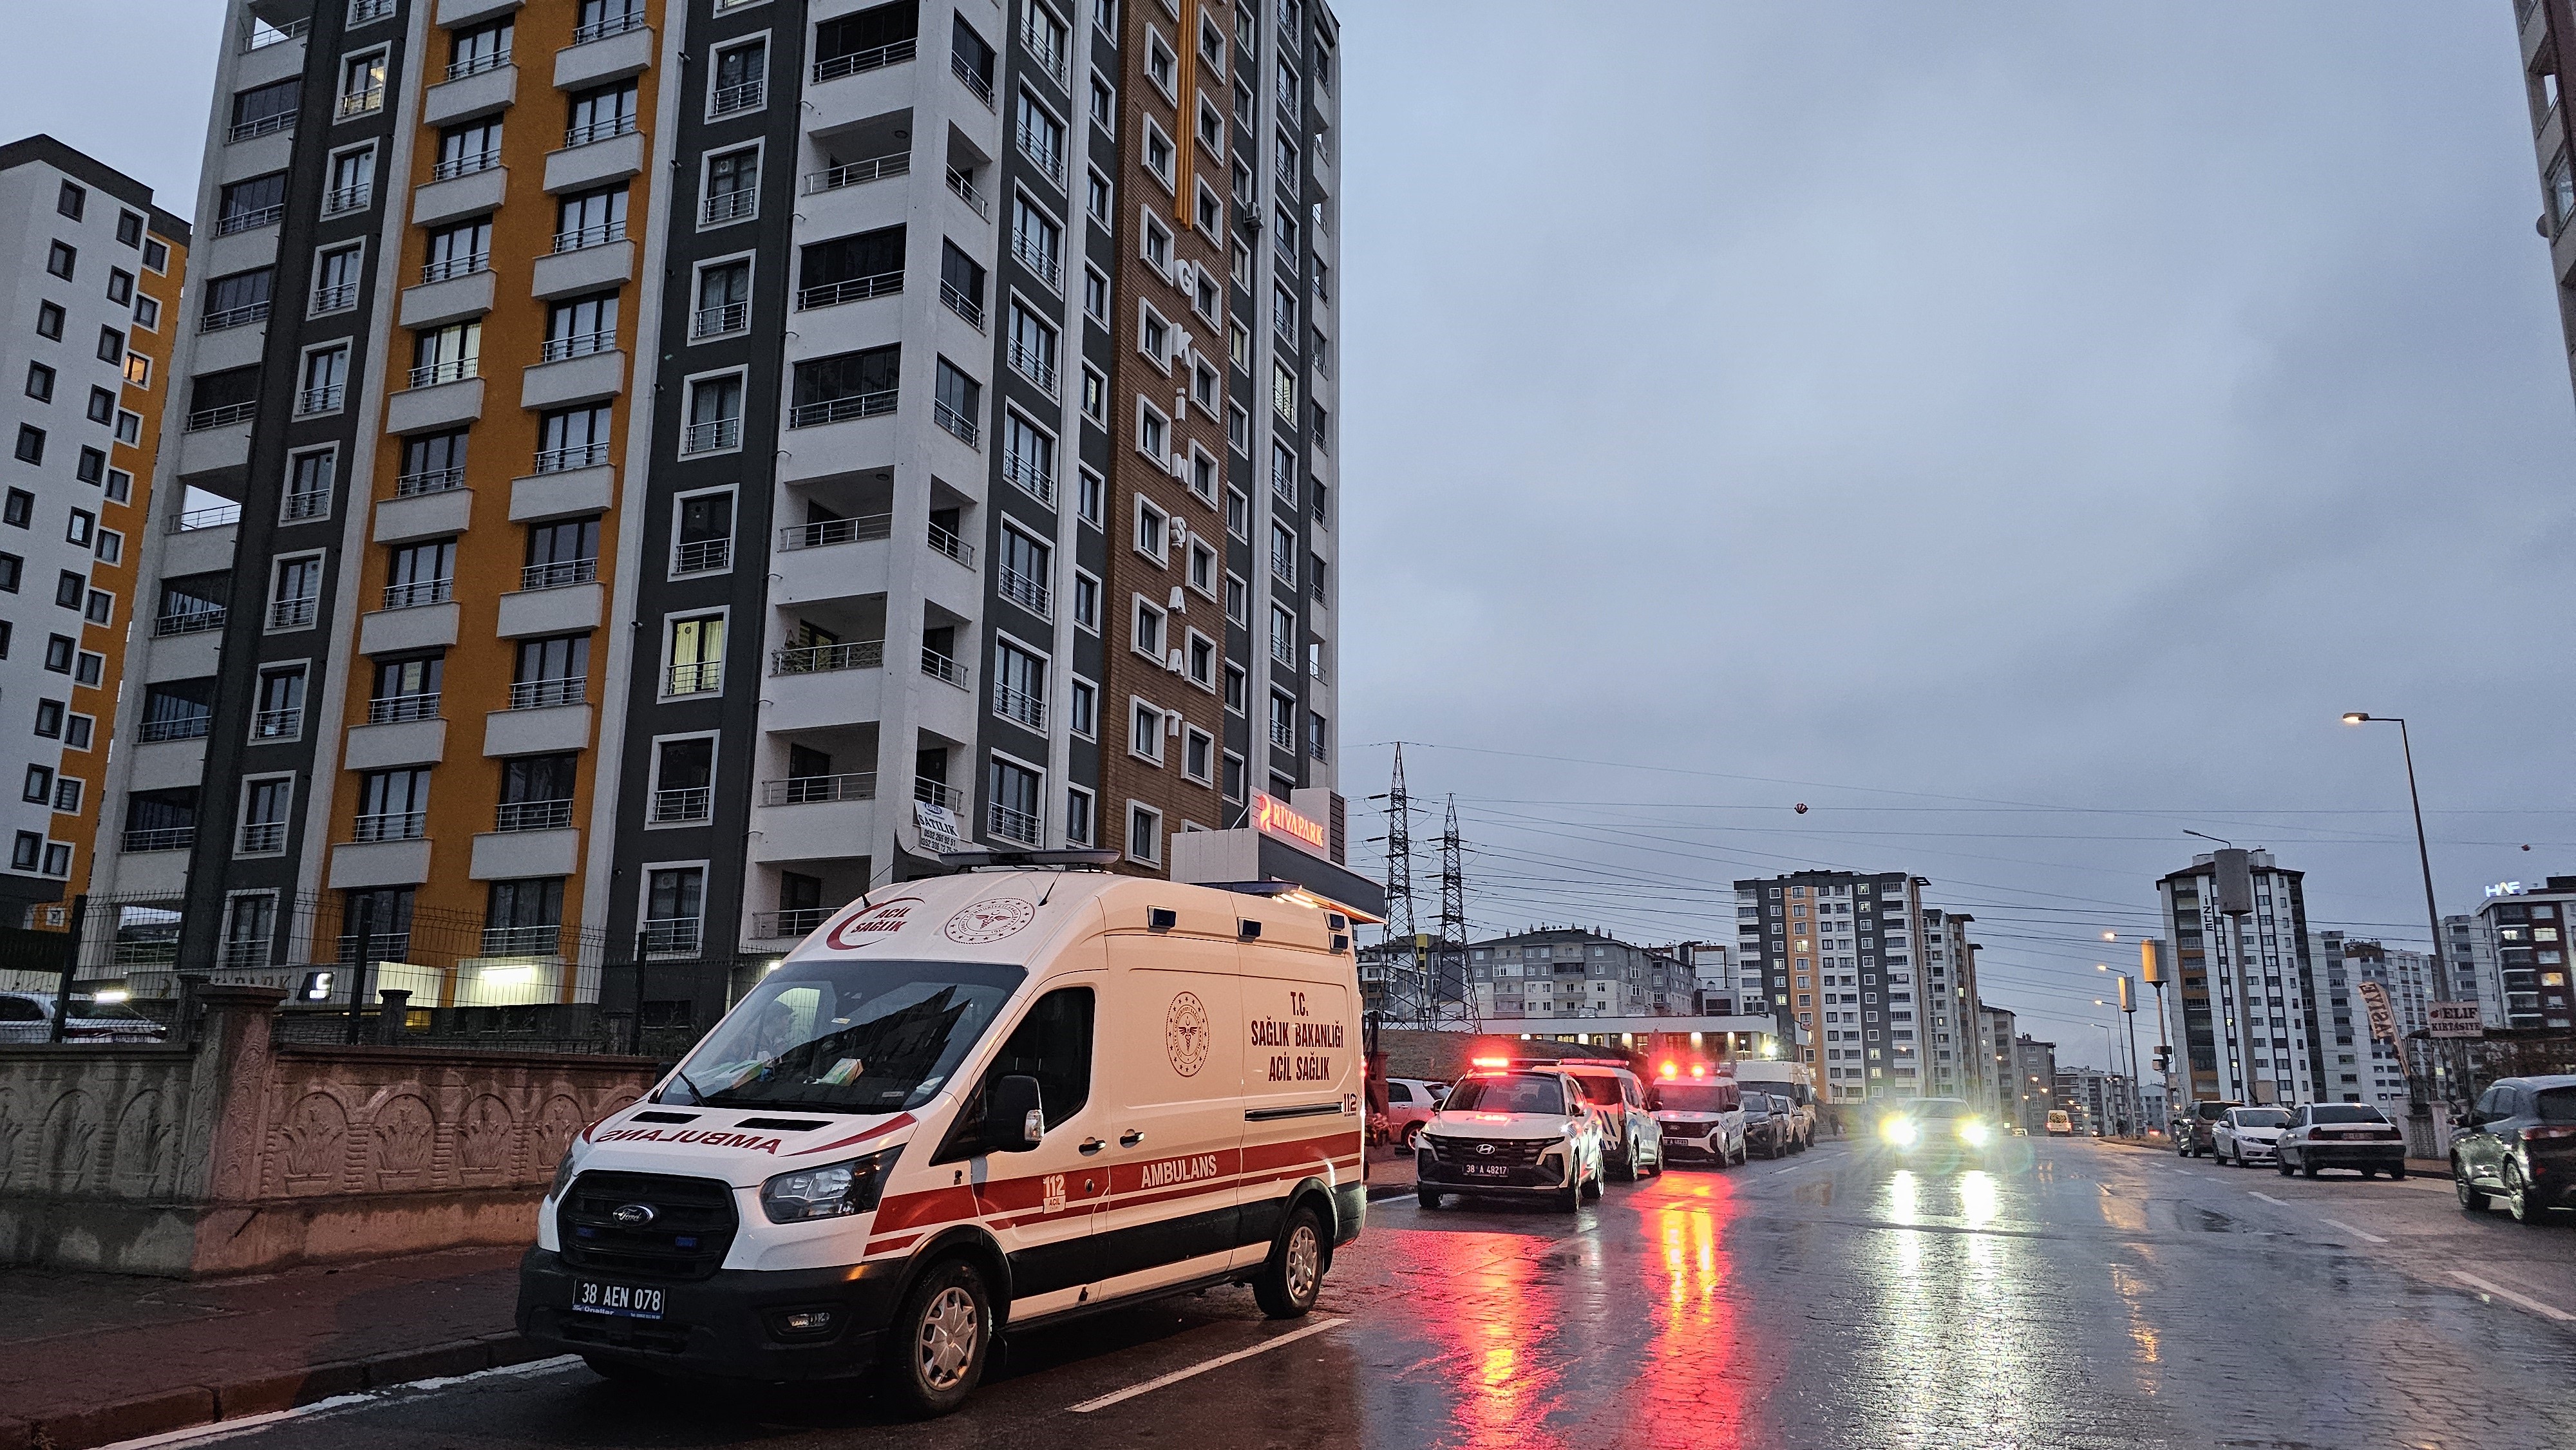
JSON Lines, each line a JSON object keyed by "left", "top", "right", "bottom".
{"left": 2452, "top": 1074, "right": 2576, "bottom": 1224}
{"left": 2172, "top": 1098, "right": 2245, "bottom": 1157}
{"left": 2274, "top": 1103, "right": 2407, "bottom": 1179}
{"left": 1648, "top": 1074, "right": 1746, "bottom": 1167}
{"left": 0, "top": 990, "right": 166, "bottom": 1044}
{"left": 1545, "top": 1058, "right": 1665, "bottom": 1182}
{"left": 1743, "top": 1093, "right": 1797, "bottom": 1159}
{"left": 1734, "top": 1062, "right": 1816, "bottom": 1153}
{"left": 1417, "top": 1065, "right": 1605, "bottom": 1213}
{"left": 1385, "top": 1077, "right": 1446, "bottom": 1147}
{"left": 2211, "top": 1106, "right": 2291, "bottom": 1167}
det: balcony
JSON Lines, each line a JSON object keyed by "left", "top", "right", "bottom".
{"left": 507, "top": 678, "right": 585, "bottom": 710}
{"left": 242, "top": 15, "right": 308, "bottom": 52}
{"left": 787, "top": 388, "right": 896, "bottom": 429}
{"left": 702, "top": 187, "right": 757, "bottom": 225}
{"left": 383, "top": 578, "right": 453, "bottom": 610}
{"left": 945, "top": 166, "right": 989, "bottom": 220}
{"left": 296, "top": 384, "right": 345, "bottom": 415}
{"left": 562, "top": 115, "right": 639, "bottom": 151}
{"left": 914, "top": 778, "right": 964, "bottom": 811}
{"left": 997, "top": 566, "right": 1051, "bottom": 617}
{"left": 227, "top": 111, "right": 296, "bottom": 144}
{"left": 369, "top": 693, "right": 442, "bottom": 724}
{"left": 922, "top": 648, "right": 969, "bottom": 690}
{"left": 939, "top": 279, "right": 986, "bottom": 330}
{"left": 122, "top": 826, "right": 197, "bottom": 852}
{"left": 1269, "top": 715, "right": 1295, "bottom": 751}
{"left": 352, "top": 811, "right": 426, "bottom": 844}
{"left": 538, "top": 329, "right": 616, "bottom": 363}
{"left": 155, "top": 607, "right": 228, "bottom": 637}
{"left": 987, "top": 801, "right": 1041, "bottom": 845}
{"left": 761, "top": 772, "right": 876, "bottom": 805}
{"left": 691, "top": 301, "right": 748, "bottom": 338}
{"left": 641, "top": 918, "right": 703, "bottom": 956}
{"left": 934, "top": 400, "right": 979, "bottom": 447}
{"left": 552, "top": 221, "right": 627, "bottom": 254}
{"left": 397, "top": 465, "right": 466, "bottom": 498}
{"left": 927, "top": 519, "right": 975, "bottom": 567}
{"left": 951, "top": 52, "right": 994, "bottom": 109}
{"left": 239, "top": 821, "right": 287, "bottom": 854}
{"left": 780, "top": 514, "right": 892, "bottom": 551}
{"left": 185, "top": 400, "right": 257, "bottom": 433}
{"left": 711, "top": 78, "right": 764, "bottom": 115}
{"left": 313, "top": 281, "right": 359, "bottom": 314}
{"left": 813, "top": 38, "right": 914, "bottom": 83}
{"left": 1012, "top": 235, "right": 1061, "bottom": 291}
{"left": 495, "top": 798, "right": 573, "bottom": 833}
{"left": 216, "top": 203, "right": 284, "bottom": 236}
{"left": 422, "top": 250, "right": 489, "bottom": 287}
{"left": 805, "top": 153, "right": 909, "bottom": 195}
{"left": 430, "top": 149, "right": 500, "bottom": 182}
{"left": 665, "top": 661, "right": 723, "bottom": 696}
{"left": 139, "top": 715, "right": 212, "bottom": 743}
{"left": 1019, "top": 23, "right": 1069, "bottom": 89}
{"left": 1007, "top": 339, "right": 1057, "bottom": 395}
{"left": 481, "top": 925, "right": 563, "bottom": 957}
{"left": 408, "top": 357, "right": 478, "bottom": 390}
{"left": 770, "top": 640, "right": 883, "bottom": 675}
{"left": 251, "top": 707, "right": 303, "bottom": 740}
{"left": 534, "top": 442, "right": 611, "bottom": 475}
{"left": 572, "top": 9, "right": 646, "bottom": 44}
{"left": 269, "top": 597, "right": 319, "bottom": 630}
{"left": 993, "top": 683, "right": 1044, "bottom": 731}
{"left": 447, "top": 50, "right": 511, "bottom": 81}
{"left": 1016, "top": 131, "right": 1065, "bottom": 189}
{"left": 673, "top": 537, "right": 732, "bottom": 574}
{"left": 336, "top": 86, "right": 385, "bottom": 120}
{"left": 172, "top": 503, "right": 243, "bottom": 534}
{"left": 521, "top": 558, "right": 598, "bottom": 590}
{"left": 349, "top": 0, "right": 397, "bottom": 24}
{"left": 650, "top": 787, "right": 712, "bottom": 824}
{"left": 681, "top": 417, "right": 740, "bottom": 454}
{"left": 751, "top": 909, "right": 835, "bottom": 939}
{"left": 796, "top": 271, "right": 900, "bottom": 311}
{"left": 323, "top": 181, "right": 373, "bottom": 214}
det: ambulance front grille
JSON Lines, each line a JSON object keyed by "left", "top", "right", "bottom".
{"left": 560, "top": 1171, "right": 739, "bottom": 1281}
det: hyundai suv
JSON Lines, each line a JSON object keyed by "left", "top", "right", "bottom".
{"left": 2453, "top": 1075, "right": 2576, "bottom": 1224}
{"left": 1649, "top": 1074, "right": 1746, "bottom": 1167}
{"left": 1416, "top": 1067, "right": 1605, "bottom": 1212}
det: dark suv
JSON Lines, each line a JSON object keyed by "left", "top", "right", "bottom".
{"left": 2173, "top": 1098, "right": 2244, "bottom": 1158}
{"left": 2452, "top": 1075, "right": 2576, "bottom": 1224}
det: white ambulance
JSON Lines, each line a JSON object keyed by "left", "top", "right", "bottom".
{"left": 516, "top": 862, "right": 1368, "bottom": 1416}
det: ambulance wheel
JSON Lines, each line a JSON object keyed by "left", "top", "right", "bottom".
{"left": 881, "top": 1257, "right": 992, "bottom": 1418}
{"left": 1253, "top": 1205, "right": 1326, "bottom": 1319}
{"left": 1416, "top": 1188, "right": 1442, "bottom": 1210}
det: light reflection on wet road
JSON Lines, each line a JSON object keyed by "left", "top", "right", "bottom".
{"left": 169, "top": 1140, "right": 2576, "bottom": 1450}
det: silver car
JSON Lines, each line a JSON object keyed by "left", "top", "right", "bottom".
{"left": 2212, "top": 1106, "right": 2291, "bottom": 1167}
{"left": 0, "top": 990, "right": 167, "bottom": 1044}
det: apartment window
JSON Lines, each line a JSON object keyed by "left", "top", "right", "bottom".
{"left": 355, "top": 768, "right": 430, "bottom": 842}
{"left": 270, "top": 554, "right": 323, "bottom": 629}
{"left": 667, "top": 614, "right": 726, "bottom": 694}
{"left": 1271, "top": 522, "right": 1298, "bottom": 585}
{"left": 1270, "top": 602, "right": 1296, "bottom": 663}
{"left": 1141, "top": 213, "right": 1171, "bottom": 273}
{"left": 1135, "top": 497, "right": 1167, "bottom": 560}
{"left": 693, "top": 259, "right": 752, "bottom": 339}
{"left": 1146, "top": 28, "right": 1177, "bottom": 94}
{"left": 133, "top": 294, "right": 160, "bottom": 330}
{"left": 1090, "top": 75, "right": 1115, "bottom": 127}
{"left": 143, "top": 237, "right": 168, "bottom": 272}
{"left": 53, "top": 571, "right": 84, "bottom": 610}
{"left": 339, "top": 50, "right": 388, "bottom": 117}
{"left": 1272, "top": 361, "right": 1296, "bottom": 420}
{"left": 1186, "top": 631, "right": 1215, "bottom": 688}
{"left": 497, "top": 753, "right": 579, "bottom": 833}
{"left": 644, "top": 867, "right": 705, "bottom": 954}
{"left": 555, "top": 185, "right": 629, "bottom": 250}
{"left": 567, "top": 80, "right": 640, "bottom": 146}
{"left": 1065, "top": 786, "right": 1095, "bottom": 846}
{"left": 486, "top": 879, "right": 565, "bottom": 956}
{"left": 124, "top": 352, "right": 150, "bottom": 388}
{"left": 32, "top": 698, "right": 64, "bottom": 739}
{"left": 313, "top": 243, "right": 364, "bottom": 314}
{"left": 8, "top": 833, "right": 35, "bottom": 872}
{"left": 525, "top": 516, "right": 601, "bottom": 589}
{"left": 23, "top": 364, "right": 52, "bottom": 404}
{"left": 711, "top": 37, "right": 768, "bottom": 115}
{"left": 651, "top": 739, "right": 715, "bottom": 823}
{"left": 240, "top": 777, "right": 291, "bottom": 854}
{"left": 1133, "top": 597, "right": 1164, "bottom": 657}
{"left": 44, "top": 242, "right": 75, "bottom": 281}
{"left": 543, "top": 293, "right": 619, "bottom": 361}
{"left": 1139, "top": 303, "right": 1170, "bottom": 368}
{"left": 41, "top": 634, "right": 70, "bottom": 673}
{"left": 703, "top": 146, "right": 762, "bottom": 224}
{"left": 1012, "top": 194, "right": 1062, "bottom": 289}
{"left": 1084, "top": 265, "right": 1109, "bottom": 322}
{"left": 105, "top": 469, "right": 129, "bottom": 504}
{"left": 683, "top": 375, "right": 744, "bottom": 453}
{"left": 55, "top": 181, "right": 84, "bottom": 220}
{"left": 397, "top": 429, "right": 466, "bottom": 496}
{"left": 298, "top": 344, "right": 350, "bottom": 414}
{"left": 1078, "top": 466, "right": 1104, "bottom": 525}
{"left": 1183, "top": 728, "right": 1214, "bottom": 784}
{"left": 325, "top": 146, "right": 376, "bottom": 212}
{"left": 230, "top": 75, "right": 301, "bottom": 140}
{"left": 1128, "top": 804, "right": 1163, "bottom": 865}
{"left": 1230, "top": 320, "right": 1250, "bottom": 371}
{"left": 789, "top": 345, "right": 900, "bottom": 429}
{"left": 75, "top": 448, "right": 104, "bottom": 485}
{"left": 92, "top": 533, "right": 120, "bottom": 568}
{"left": 1, "top": 490, "right": 25, "bottom": 528}
{"left": 84, "top": 386, "right": 115, "bottom": 425}
{"left": 111, "top": 409, "right": 139, "bottom": 446}
{"left": 451, "top": 17, "right": 514, "bottom": 75}
{"left": 64, "top": 510, "right": 92, "bottom": 549}
{"left": 1073, "top": 571, "right": 1100, "bottom": 630}
{"left": 1017, "top": 90, "right": 1066, "bottom": 184}
{"left": 1081, "top": 363, "right": 1107, "bottom": 425}
{"left": 1137, "top": 400, "right": 1168, "bottom": 461}
{"left": 384, "top": 539, "right": 457, "bottom": 609}
{"left": 1130, "top": 701, "right": 1165, "bottom": 763}
{"left": 674, "top": 490, "right": 734, "bottom": 574}
{"left": 34, "top": 303, "right": 62, "bottom": 341}
{"left": 989, "top": 757, "right": 1042, "bottom": 843}
{"left": 934, "top": 359, "right": 981, "bottom": 444}
{"left": 1226, "top": 573, "right": 1247, "bottom": 624}
{"left": 411, "top": 321, "right": 481, "bottom": 387}
{"left": 1188, "top": 540, "right": 1217, "bottom": 596}
{"left": 511, "top": 635, "right": 589, "bottom": 708}
{"left": 253, "top": 665, "right": 307, "bottom": 740}
{"left": 538, "top": 404, "right": 614, "bottom": 471}
{"left": 1070, "top": 678, "right": 1097, "bottom": 738}
{"left": 424, "top": 216, "right": 491, "bottom": 281}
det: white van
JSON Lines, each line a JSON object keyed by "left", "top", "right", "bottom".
{"left": 516, "top": 865, "right": 1368, "bottom": 1416}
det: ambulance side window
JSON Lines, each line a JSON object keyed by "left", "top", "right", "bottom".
{"left": 938, "top": 986, "right": 1095, "bottom": 1160}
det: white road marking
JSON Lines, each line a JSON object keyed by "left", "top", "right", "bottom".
{"left": 1770, "top": 1162, "right": 1809, "bottom": 1176}
{"left": 93, "top": 1357, "right": 580, "bottom": 1450}
{"left": 2316, "top": 1217, "right": 2389, "bottom": 1245}
{"left": 2172, "top": 1169, "right": 2195, "bottom": 1176}
{"left": 2454, "top": 1272, "right": 2576, "bottom": 1324}
{"left": 2249, "top": 1191, "right": 2291, "bottom": 1206}
{"left": 1068, "top": 1315, "right": 1348, "bottom": 1413}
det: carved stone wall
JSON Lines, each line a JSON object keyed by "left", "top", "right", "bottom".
{"left": 0, "top": 986, "right": 657, "bottom": 1277}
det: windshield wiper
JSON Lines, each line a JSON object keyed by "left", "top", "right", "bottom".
{"left": 670, "top": 1067, "right": 709, "bottom": 1105}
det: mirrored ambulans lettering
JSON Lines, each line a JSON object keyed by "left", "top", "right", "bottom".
{"left": 592, "top": 1127, "right": 788, "bottom": 1154}
{"left": 1137, "top": 1153, "right": 1223, "bottom": 1189}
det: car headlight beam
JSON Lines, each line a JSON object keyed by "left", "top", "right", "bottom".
{"left": 1958, "top": 1120, "right": 1992, "bottom": 1145}
{"left": 1881, "top": 1118, "right": 1918, "bottom": 1145}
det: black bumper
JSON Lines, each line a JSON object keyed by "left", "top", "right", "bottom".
{"left": 2295, "top": 1142, "right": 2405, "bottom": 1167}
{"left": 518, "top": 1247, "right": 904, "bottom": 1381}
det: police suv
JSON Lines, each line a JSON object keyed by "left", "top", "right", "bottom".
{"left": 1412, "top": 1062, "right": 1606, "bottom": 1212}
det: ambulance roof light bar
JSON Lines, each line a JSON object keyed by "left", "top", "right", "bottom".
{"left": 936, "top": 849, "right": 1122, "bottom": 872}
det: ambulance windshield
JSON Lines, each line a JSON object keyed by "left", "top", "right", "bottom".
{"left": 661, "top": 960, "right": 1025, "bottom": 1113}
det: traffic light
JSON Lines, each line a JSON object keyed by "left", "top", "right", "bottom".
{"left": 2152, "top": 1046, "right": 2173, "bottom": 1075}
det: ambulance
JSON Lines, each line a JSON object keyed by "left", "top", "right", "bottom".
{"left": 516, "top": 858, "right": 1368, "bottom": 1416}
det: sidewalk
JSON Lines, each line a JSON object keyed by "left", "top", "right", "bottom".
{"left": 0, "top": 1247, "right": 537, "bottom": 1450}
{"left": 1363, "top": 1140, "right": 1417, "bottom": 1201}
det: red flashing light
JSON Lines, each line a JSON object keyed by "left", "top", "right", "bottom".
{"left": 1690, "top": 1064, "right": 1707, "bottom": 1078}
{"left": 1660, "top": 1060, "right": 1679, "bottom": 1078}
{"left": 1470, "top": 1057, "right": 1510, "bottom": 1068}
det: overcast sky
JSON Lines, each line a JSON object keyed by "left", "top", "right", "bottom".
{"left": 8, "top": 3, "right": 2570, "bottom": 1069}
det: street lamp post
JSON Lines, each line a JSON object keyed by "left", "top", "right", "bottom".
{"left": 2341, "top": 713, "right": 2455, "bottom": 1156}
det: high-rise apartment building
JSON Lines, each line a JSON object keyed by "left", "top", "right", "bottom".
{"left": 2473, "top": 878, "right": 2576, "bottom": 1030}
{"left": 84, "top": 0, "right": 1343, "bottom": 1016}
{"left": 2156, "top": 850, "right": 2324, "bottom": 1106}
{"left": 1464, "top": 927, "right": 1685, "bottom": 1021}
{"left": 2009, "top": 1031, "right": 2055, "bottom": 1134}
{"left": 2443, "top": 910, "right": 2507, "bottom": 1026}
{"left": 1734, "top": 870, "right": 1964, "bottom": 1102}
{"left": 1976, "top": 1001, "right": 2016, "bottom": 1122}
{"left": 2515, "top": 0, "right": 2576, "bottom": 400}
{"left": 2311, "top": 930, "right": 2430, "bottom": 1115}
{"left": 0, "top": 137, "right": 188, "bottom": 927}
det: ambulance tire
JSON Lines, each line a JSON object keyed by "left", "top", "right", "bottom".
{"left": 880, "top": 1256, "right": 993, "bottom": 1418}
{"left": 1252, "top": 1204, "right": 1327, "bottom": 1319}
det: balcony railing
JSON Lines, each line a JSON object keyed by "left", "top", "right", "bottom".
{"left": 1310, "top": 733, "right": 1329, "bottom": 762}
{"left": 945, "top": 165, "right": 989, "bottom": 219}
{"left": 323, "top": 182, "right": 372, "bottom": 214}
{"left": 204, "top": 300, "right": 272, "bottom": 335}
{"left": 681, "top": 417, "right": 740, "bottom": 453}
{"left": 239, "top": 821, "right": 287, "bottom": 853}
{"left": 507, "top": 678, "right": 585, "bottom": 710}
{"left": 520, "top": 558, "right": 598, "bottom": 590}
{"left": 421, "top": 252, "right": 489, "bottom": 284}
{"left": 951, "top": 52, "right": 995, "bottom": 108}
{"left": 673, "top": 538, "right": 732, "bottom": 573}
{"left": 997, "top": 566, "right": 1051, "bottom": 617}
{"left": 987, "top": 802, "right": 1041, "bottom": 845}
{"left": 481, "top": 925, "right": 562, "bottom": 957}
{"left": 940, "top": 279, "right": 986, "bottom": 330}
{"left": 242, "top": 15, "right": 309, "bottom": 52}
{"left": 1020, "top": 24, "right": 1069, "bottom": 88}
{"left": 806, "top": 153, "right": 910, "bottom": 194}
{"left": 312, "top": 281, "right": 359, "bottom": 313}
{"left": 349, "top": 0, "right": 397, "bottom": 24}
{"left": 813, "top": 38, "right": 915, "bottom": 82}
{"left": 934, "top": 400, "right": 979, "bottom": 446}
{"left": 553, "top": 221, "right": 627, "bottom": 252}
{"left": 227, "top": 111, "right": 297, "bottom": 144}
{"left": 702, "top": 187, "right": 758, "bottom": 224}
{"left": 752, "top": 908, "right": 836, "bottom": 939}
{"left": 296, "top": 383, "right": 345, "bottom": 414}
{"left": 269, "top": 597, "right": 319, "bottom": 629}
{"left": 155, "top": 607, "right": 228, "bottom": 636}
{"left": 251, "top": 707, "right": 303, "bottom": 739}
{"left": 1269, "top": 715, "right": 1295, "bottom": 751}
{"left": 573, "top": 10, "right": 648, "bottom": 44}
{"left": 122, "top": 826, "right": 197, "bottom": 852}
{"left": 383, "top": 577, "right": 453, "bottom": 610}
{"left": 1007, "top": 339, "right": 1058, "bottom": 395}
{"left": 665, "top": 661, "right": 723, "bottom": 695}
{"left": 770, "top": 640, "right": 882, "bottom": 675}
{"left": 186, "top": 401, "right": 258, "bottom": 432}
{"left": 1012, "top": 234, "right": 1061, "bottom": 290}
{"left": 336, "top": 87, "right": 384, "bottom": 119}
{"left": 172, "top": 504, "right": 242, "bottom": 533}
{"left": 914, "top": 778, "right": 964, "bottom": 811}
{"left": 641, "top": 918, "right": 703, "bottom": 955}
{"left": 922, "top": 648, "right": 969, "bottom": 690}
{"left": 796, "top": 271, "right": 901, "bottom": 310}
{"left": 1001, "top": 451, "right": 1054, "bottom": 505}
{"left": 711, "top": 79, "right": 764, "bottom": 115}
{"left": 539, "top": 329, "right": 616, "bottom": 362}
{"left": 779, "top": 514, "right": 892, "bottom": 550}
{"left": 690, "top": 301, "right": 748, "bottom": 337}
{"left": 564, "top": 115, "right": 639, "bottom": 148}
{"left": 495, "top": 798, "right": 574, "bottom": 833}
{"left": 217, "top": 203, "right": 284, "bottom": 236}
{"left": 447, "top": 50, "right": 511, "bottom": 80}
{"left": 408, "top": 357, "right": 478, "bottom": 389}
{"left": 367, "top": 692, "right": 440, "bottom": 724}
{"left": 1016, "top": 131, "right": 1065, "bottom": 189}
{"left": 786, "top": 389, "right": 896, "bottom": 428}
{"left": 927, "top": 520, "right": 974, "bottom": 566}
{"left": 761, "top": 771, "right": 876, "bottom": 805}
{"left": 534, "top": 442, "right": 610, "bottom": 474}
{"left": 396, "top": 465, "right": 464, "bottom": 496}
{"left": 138, "top": 715, "right": 212, "bottom": 743}
{"left": 650, "top": 787, "right": 712, "bottom": 824}
{"left": 993, "top": 683, "right": 1045, "bottom": 731}
{"left": 430, "top": 150, "right": 499, "bottom": 181}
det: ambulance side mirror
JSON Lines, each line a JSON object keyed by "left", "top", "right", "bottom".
{"left": 992, "top": 1075, "right": 1046, "bottom": 1152}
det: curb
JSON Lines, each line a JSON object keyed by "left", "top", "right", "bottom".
{"left": 1364, "top": 1182, "right": 1415, "bottom": 1203}
{"left": 6, "top": 1332, "right": 553, "bottom": 1450}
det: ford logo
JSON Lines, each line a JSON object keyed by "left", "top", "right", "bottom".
{"left": 1475, "top": 1142, "right": 1495, "bottom": 1156}
{"left": 611, "top": 1202, "right": 657, "bottom": 1226}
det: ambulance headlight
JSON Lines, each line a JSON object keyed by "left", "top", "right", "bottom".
{"left": 761, "top": 1145, "right": 902, "bottom": 1223}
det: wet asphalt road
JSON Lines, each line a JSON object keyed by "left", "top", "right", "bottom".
{"left": 158, "top": 1139, "right": 2576, "bottom": 1450}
